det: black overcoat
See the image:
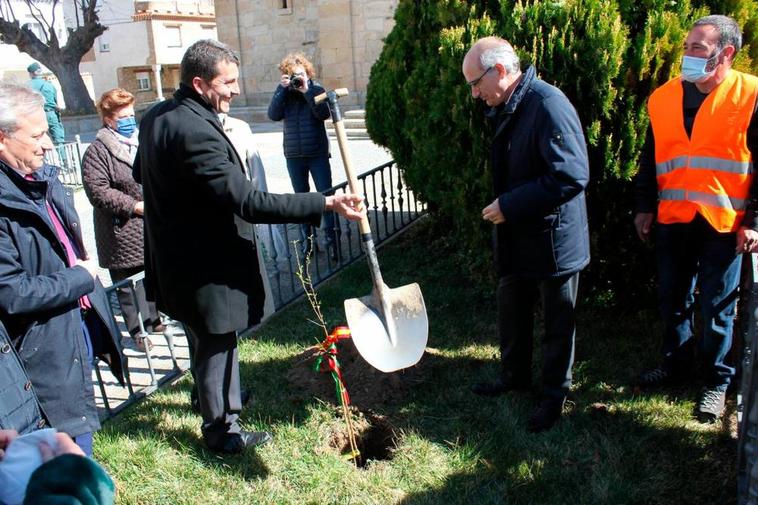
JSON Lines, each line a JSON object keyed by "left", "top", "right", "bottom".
{"left": 135, "top": 85, "right": 324, "bottom": 335}
{"left": 490, "top": 65, "right": 591, "bottom": 279}
{"left": 0, "top": 162, "right": 125, "bottom": 437}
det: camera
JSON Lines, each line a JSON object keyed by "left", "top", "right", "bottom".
{"left": 289, "top": 74, "right": 305, "bottom": 89}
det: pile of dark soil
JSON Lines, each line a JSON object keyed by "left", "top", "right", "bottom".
{"left": 287, "top": 337, "right": 431, "bottom": 409}
{"left": 288, "top": 337, "right": 439, "bottom": 467}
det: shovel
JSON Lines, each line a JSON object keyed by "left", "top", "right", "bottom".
{"left": 315, "top": 88, "right": 428, "bottom": 373}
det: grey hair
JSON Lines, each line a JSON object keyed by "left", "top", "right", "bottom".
{"left": 480, "top": 44, "right": 520, "bottom": 73}
{"left": 694, "top": 15, "right": 742, "bottom": 54}
{"left": 0, "top": 83, "right": 45, "bottom": 135}
{"left": 180, "top": 39, "right": 240, "bottom": 86}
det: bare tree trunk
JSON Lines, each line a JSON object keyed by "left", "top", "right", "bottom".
{"left": 0, "top": 0, "right": 103, "bottom": 115}
{"left": 50, "top": 60, "right": 93, "bottom": 115}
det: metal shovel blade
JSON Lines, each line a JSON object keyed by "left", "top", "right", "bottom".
{"left": 344, "top": 282, "right": 428, "bottom": 373}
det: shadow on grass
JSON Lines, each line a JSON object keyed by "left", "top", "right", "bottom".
{"left": 395, "top": 396, "right": 736, "bottom": 505}
{"left": 98, "top": 218, "right": 736, "bottom": 502}
{"left": 99, "top": 379, "right": 271, "bottom": 482}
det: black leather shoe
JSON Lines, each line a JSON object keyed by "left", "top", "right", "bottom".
{"left": 191, "top": 389, "right": 251, "bottom": 413}
{"left": 210, "top": 430, "right": 272, "bottom": 454}
{"left": 527, "top": 399, "right": 564, "bottom": 433}
{"left": 471, "top": 377, "right": 531, "bottom": 397}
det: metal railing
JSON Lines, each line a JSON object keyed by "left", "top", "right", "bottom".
{"left": 254, "top": 160, "right": 426, "bottom": 313}
{"left": 95, "top": 271, "right": 188, "bottom": 420}
{"left": 45, "top": 137, "right": 84, "bottom": 186}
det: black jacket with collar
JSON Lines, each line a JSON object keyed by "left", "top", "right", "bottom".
{"left": 489, "top": 65, "right": 590, "bottom": 279}
{"left": 0, "top": 160, "right": 125, "bottom": 437}
{"left": 135, "top": 84, "right": 325, "bottom": 335}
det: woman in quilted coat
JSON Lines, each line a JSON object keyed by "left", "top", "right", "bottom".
{"left": 81, "top": 88, "right": 163, "bottom": 352}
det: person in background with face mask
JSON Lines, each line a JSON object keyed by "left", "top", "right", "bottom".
{"left": 633, "top": 15, "right": 758, "bottom": 422}
{"left": 134, "top": 40, "right": 365, "bottom": 454}
{"left": 81, "top": 88, "right": 164, "bottom": 353}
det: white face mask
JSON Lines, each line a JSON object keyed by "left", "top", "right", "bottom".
{"left": 681, "top": 48, "right": 722, "bottom": 83}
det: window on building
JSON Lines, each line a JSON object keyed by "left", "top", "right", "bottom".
{"left": 136, "top": 72, "right": 151, "bottom": 91}
{"left": 99, "top": 35, "right": 110, "bottom": 52}
{"left": 201, "top": 24, "right": 216, "bottom": 38}
{"left": 165, "top": 25, "right": 182, "bottom": 48}
{"left": 278, "top": 0, "right": 292, "bottom": 15}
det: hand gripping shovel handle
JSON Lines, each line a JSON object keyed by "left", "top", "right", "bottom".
{"left": 315, "top": 89, "right": 370, "bottom": 237}
{"left": 315, "top": 89, "right": 387, "bottom": 293}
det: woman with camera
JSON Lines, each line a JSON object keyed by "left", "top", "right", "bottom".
{"left": 267, "top": 52, "right": 338, "bottom": 260}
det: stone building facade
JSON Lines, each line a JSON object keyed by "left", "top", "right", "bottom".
{"left": 215, "top": 0, "right": 398, "bottom": 107}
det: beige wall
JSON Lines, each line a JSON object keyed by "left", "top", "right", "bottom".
{"left": 150, "top": 20, "right": 218, "bottom": 64}
{"left": 215, "top": 0, "right": 398, "bottom": 107}
{"left": 80, "top": 23, "right": 152, "bottom": 97}
{"left": 79, "top": 0, "right": 216, "bottom": 107}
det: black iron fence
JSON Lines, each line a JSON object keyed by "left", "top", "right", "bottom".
{"left": 255, "top": 159, "right": 426, "bottom": 313}
{"left": 95, "top": 272, "right": 188, "bottom": 420}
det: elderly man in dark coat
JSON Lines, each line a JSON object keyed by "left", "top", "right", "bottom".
{"left": 0, "top": 83, "right": 125, "bottom": 456}
{"left": 135, "top": 39, "right": 364, "bottom": 454}
{"left": 462, "top": 37, "right": 590, "bottom": 432}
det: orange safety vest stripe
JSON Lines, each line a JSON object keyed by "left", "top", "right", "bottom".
{"left": 648, "top": 70, "right": 758, "bottom": 232}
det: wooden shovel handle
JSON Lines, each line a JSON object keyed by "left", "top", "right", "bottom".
{"left": 314, "top": 88, "right": 348, "bottom": 104}
{"left": 317, "top": 88, "right": 371, "bottom": 236}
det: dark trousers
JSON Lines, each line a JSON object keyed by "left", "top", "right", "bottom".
{"left": 655, "top": 216, "right": 739, "bottom": 390}
{"left": 498, "top": 272, "right": 580, "bottom": 401}
{"left": 75, "top": 315, "right": 96, "bottom": 456}
{"left": 286, "top": 155, "right": 337, "bottom": 246}
{"left": 109, "top": 266, "right": 160, "bottom": 337}
{"left": 185, "top": 326, "right": 242, "bottom": 447}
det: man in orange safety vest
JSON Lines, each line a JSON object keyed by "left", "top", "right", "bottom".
{"left": 634, "top": 14, "right": 758, "bottom": 422}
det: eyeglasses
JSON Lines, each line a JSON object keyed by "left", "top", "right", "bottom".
{"left": 467, "top": 66, "right": 493, "bottom": 88}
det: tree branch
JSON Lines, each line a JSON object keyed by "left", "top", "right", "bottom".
{"left": 25, "top": 1, "right": 52, "bottom": 45}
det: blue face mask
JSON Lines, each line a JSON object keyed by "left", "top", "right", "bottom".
{"left": 114, "top": 116, "right": 137, "bottom": 138}
{"left": 681, "top": 49, "right": 722, "bottom": 83}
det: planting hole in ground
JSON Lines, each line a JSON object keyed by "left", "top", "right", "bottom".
{"left": 329, "top": 411, "right": 397, "bottom": 468}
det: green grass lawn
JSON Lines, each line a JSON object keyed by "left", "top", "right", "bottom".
{"left": 94, "top": 218, "right": 736, "bottom": 504}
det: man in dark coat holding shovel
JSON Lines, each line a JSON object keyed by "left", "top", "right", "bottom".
{"left": 135, "top": 39, "right": 365, "bottom": 454}
{"left": 462, "top": 37, "right": 590, "bottom": 432}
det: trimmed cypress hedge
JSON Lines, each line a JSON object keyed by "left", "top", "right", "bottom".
{"left": 365, "top": 0, "right": 758, "bottom": 307}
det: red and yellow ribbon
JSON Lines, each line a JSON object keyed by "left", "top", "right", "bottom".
{"left": 314, "top": 326, "right": 352, "bottom": 406}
